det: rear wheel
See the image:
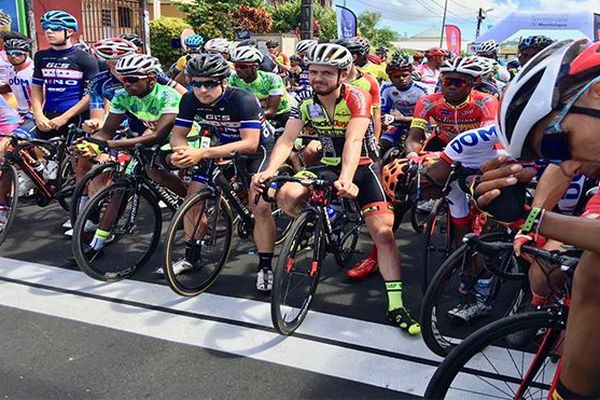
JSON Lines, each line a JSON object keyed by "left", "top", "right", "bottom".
{"left": 70, "top": 162, "right": 119, "bottom": 226}
{"left": 72, "top": 182, "right": 162, "bottom": 281}
{"left": 56, "top": 155, "right": 76, "bottom": 212}
{"left": 271, "top": 209, "right": 322, "bottom": 335}
{"left": 0, "top": 163, "right": 19, "bottom": 246}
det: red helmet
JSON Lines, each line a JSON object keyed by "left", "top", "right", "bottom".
{"left": 427, "top": 47, "right": 446, "bottom": 57}
{"left": 367, "top": 54, "right": 382, "bottom": 65}
{"left": 568, "top": 41, "right": 600, "bottom": 80}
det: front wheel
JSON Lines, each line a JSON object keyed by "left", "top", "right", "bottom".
{"left": 163, "top": 191, "right": 233, "bottom": 297}
{"left": 271, "top": 209, "right": 322, "bottom": 335}
{"left": 72, "top": 182, "right": 162, "bottom": 281}
{"left": 0, "top": 164, "right": 19, "bottom": 246}
{"left": 425, "top": 310, "right": 565, "bottom": 399}
{"left": 422, "top": 199, "right": 452, "bottom": 294}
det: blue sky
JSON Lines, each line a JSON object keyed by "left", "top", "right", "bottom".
{"left": 334, "top": 0, "right": 596, "bottom": 42}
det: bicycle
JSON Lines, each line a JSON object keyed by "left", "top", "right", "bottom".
{"left": 0, "top": 125, "right": 80, "bottom": 245}
{"left": 264, "top": 175, "right": 363, "bottom": 335}
{"left": 424, "top": 236, "right": 580, "bottom": 399}
{"left": 71, "top": 145, "right": 184, "bottom": 281}
{"left": 162, "top": 154, "right": 294, "bottom": 297}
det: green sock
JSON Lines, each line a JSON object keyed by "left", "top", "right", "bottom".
{"left": 386, "top": 280, "right": 403, "bottom": 311}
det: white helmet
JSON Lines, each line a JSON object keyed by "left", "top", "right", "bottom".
{"left": 115, "top": 53, "right": 163, "bottom": 76}
{"left": 295, "top": 39, "right": 317, "bottom": 55}
{"left": 476, "top": 40, "right": 499, "bottom": 55}
{"left": 440, "top": 56, "right": 488, "bottom": 77}
{"left": 93, "top": 37, "right": 138, "bottom": 61}
{"left": 474, "top": 56, "right": 497, "bottom": 76}
{"left": 306, "top": 43, "right": 353, "bottom": 70}
{"left": 204, "top": 38, "right": 230, "bottom": 54}
{"left": 497, "top": 39, "right": 590, "bottom": 159}
{"left": 229, "top": 45, "right": 263, "bottom": 64}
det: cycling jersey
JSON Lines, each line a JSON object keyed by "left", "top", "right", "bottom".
{"left": 0, "top": 51, "right": 11, "bottom": 85}
{"left": 475, "top": 79, "right": 502, "bottom": 99}
{"left": 32, "top": 46, "right": 99, "bottom": 113}
{"left": 350, "top": 72, "right": 381, "bottom": 110}
{"left": 273, "top": 52, "right": 289, "bottom": 66}
{"left": 174, "top": 86, "right": 273, "bottom": 146}
{"left": 175, "top": 55, "right": 188, "bottom": 71}
{"left": 0, "top": 94, "right": 21, "bottom": 134}
{"left": 6, "top": 58, "right": 33, "bottom": 116}
{"left": 417, "top": 64, "right": 440, "bottom": 86}
{"left": 411, "top": 90, "right": 498, "bottom": 143}
{"left": 229, "top": 70, "right": 292, "bottom": 115}
{"left": 380, "top": 81, "right": 431, "bottom": 116}
{"left": 359, "top": 62, "right": 389, "bottom": 82}
{"left": 290, "top": 83, "right": 378, "bottom": 165}
{"left": 109, "top": 83, "right": 180, "bottom": 131}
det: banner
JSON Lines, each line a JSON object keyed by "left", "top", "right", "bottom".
{"left": 0, "top": 0, "right": 19, "bottom": 31}
{"left": 335, "top": 5, "right": 357, "bottom": 39}
{"left": 444, "top": 24, "right": 461, "bottom": 55}
{"left": 595, "top": 13, "right": 600, "bottom": 41}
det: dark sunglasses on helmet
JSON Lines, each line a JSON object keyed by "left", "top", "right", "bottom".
{"left": 42, "top": 23, "right": 67, "bottom": 31}
{"left": 189, "top": 79, "right": 221, "bottom": 89}
{"left": 441, "top": 77, "right": 472, "bottom": 88}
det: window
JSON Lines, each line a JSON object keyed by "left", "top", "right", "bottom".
{"left": 118, "top": 6, "right": 132, "bottom": 28}
{"left": 101, "top": 9, "right": 112, "bottom": 27}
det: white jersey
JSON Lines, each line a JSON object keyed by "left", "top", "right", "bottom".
{"left": 6, "top": 59, "right": 33, "bottom": 115}
{"left": 0, "top": 51, "right": 11, "bottom": 85}
{"left": 380, "top": 81, "right": 432, "bottom": 116}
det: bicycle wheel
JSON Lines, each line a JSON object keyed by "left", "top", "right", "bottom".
{"left": 410, "top": 200, "right": 430, "bottom": 234}
{"left": 163, "top": 191, "right": 233, "bottom": 297}
{"left": 422, "top": 198, "right": 452, "bottom": 294}
{"left": 0, "top": 164, "right": 18, "bottom": 246}
{"left": 70, "top": 162, "right": 118, "bottom": 226}
{"left": 420, "top": 232, "right": 527, "bottom": 357}
{"left": 56, "top": 155, "right": 76, "bottom": 212}
{"left": 425, "top": 310, "right": 565, "bottom": 399}
{"left": 72, "top": 181, "right": 162, "bottom": 281}
{"left": 333, "top": 201, "right": 363, "bottom": 268}
{"left": 271, "top": 209, "right": 322, "bottom": 335}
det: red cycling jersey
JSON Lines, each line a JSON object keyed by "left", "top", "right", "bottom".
{"left": 410, "top": 90, "right": 499, "bottom": 144}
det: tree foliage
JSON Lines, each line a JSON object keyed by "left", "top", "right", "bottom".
{"left": 357, "top": 11, "right": 399, "bottom": 48}
{"left": 232, "top": 6, "right": 273, "bottom": 34}
{"left": 149, "top": 17, "right": 191, "bottom": 67}
{"left": 268, "top": 0, "right": 337, "bottom": 40}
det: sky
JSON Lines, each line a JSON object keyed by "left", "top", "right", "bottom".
{"left": 333, "top": 0, "right": 597, "bottom": 42}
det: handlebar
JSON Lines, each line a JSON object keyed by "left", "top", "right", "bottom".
{"left": 255, "top": 175, "right": 331, "bottom": 205}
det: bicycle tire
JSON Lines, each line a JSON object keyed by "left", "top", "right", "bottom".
{"left": 163, "top": 190, "right": 233, "bottom": 297}
{"left": 56, "top": 155, "right": 76, "bottom": 212}
{"left": 70, "top": 162, "right": 118, "bottom": 226}
{"left": 271, "top": 209, "right": 322, "bottom": 335}
{"left": 72, "top": 181, "right": 162, "bottom": 281}
{"left": 422, "top": 198, "right": 452, "bottom": 294}
{"left": 0, "top": 164, "right": 19, "bottom": 246}
{"left": 410, "top": 204, "right": 426, "bottom": 234}
{"left": 425, "top": 310, "right": 565, "bottom": 399}
{"left": 420, "top": 232, "right": 525, "bottom": 357}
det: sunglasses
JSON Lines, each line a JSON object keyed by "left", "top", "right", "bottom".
{"left": 234, "top": 63, "right": 255, "bottom": 70}
{"left": 441, "top": 78, "right": 471, "bottom": 88}
{"left": 42, "top": 23, "right": 67, "bottom": 32}
{"left": 6, "top": 50, "right": 26, "bottom": 57}
{"left": 121, "top": 76, "right": 148, "bottom": 84}
{"left": 189, "top": 80, "right": 221, "bottom": 89}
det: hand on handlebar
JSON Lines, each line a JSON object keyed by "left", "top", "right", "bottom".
{"left": 334, "top": 179, "right": 358, "bottom": 199}
{"left": 251, "top": 170, "right": 275, "bottom": 195}
{"left": 82, "top": 119, "right": 102, "bottom": 134}
{"left": 73, "top": 137, "right": 109, "bottom": 158}
{"left": 475, "top": 155, "right": 537, "bottom": 208}
{"left": 171, "top": 146, "right": 205, "bottom": 168}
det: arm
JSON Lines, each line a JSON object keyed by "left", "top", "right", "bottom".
{"left": 539, "top": 213, "right": 600, "bottom": 254}
{"left": 174, "top": 70, "right": 188, "bottom": 86}
{"left": 264, "top": 95, "right": 281, "bottom": 120}
{"left": 93, "top": 112, "right": 126, "bottom": 141}
{"left": 531, "top": 164, "right": 573, "bottom": 209}
{"left": 30, "top": 83, "right": 53, "bottom": 131}
{"left": 404, "top": 96, "right": 428, "bottom": 153}
{"left": 404, "top": 127, "right": 425, "bottom": 154}
{"left": 339, "top": 117, "right": 370, "bottom": 183}
{"left": 0, "top": 84, "right": 10, "bottom": 94}
{"left": 107, "top": 113, "right": 177, "bottom": 148}
{"left": 373, "top": 107, "right": 382, "bottom": 141}
{"left": 202, "top": 128, "right": 260, "bottom": 159}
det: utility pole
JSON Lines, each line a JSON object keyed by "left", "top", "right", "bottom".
{"left": 300, "top": 0, "right": 314, "bottom": 40}
{"left": 439, "top": 0, "right": 448, "bottom": 47}
{"left": 476, "top": 8, "right": 489, "bottom": 39}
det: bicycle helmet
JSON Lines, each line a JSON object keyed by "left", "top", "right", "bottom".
{"left": 474, "top": 56, "right": 498, "bottom": 76}
{"left": 518, "top": 35, "right": 554, "bottom": 52}
{"left": 229, "top": 45, "right": 264, "bottom": 64}
{"left": 204, "top": 38, "right": 230, "bottom": 54}
{"left": 93, "top": 37, "right": 138, "bottom": 61}
{"left": 185, "top": 52, "right": 231, "bottom": 79}
{"left": 4, "top": 38, "right": 31, "bottom": 53}
{"left": 74, "top": 40, "right": 91, "bottom": 53}
{"left": 382, "top": 153, "right": 440, "bottom": 203}
{"left": 426, "top": 47, "right": 445, "bottom": 57}
{"left": 439, "top": 56, "right": 488, "bottom": 77}
{"left": 40, "top": 10, "right": 78, "bottom": 31}
{"left": 184, "top": 34, "right": 204, "bottom": 50}
{"left": 476, "top": 40, "right": 499, "bottom": 56}
{"left": 306, "top": 43, "right": 353, "bottom": 70}
{"left": 375, "top": 46, "right": 388, "bottom": 56}
{"left": 115, "top": 53, "right": 162, "bottom": 76}
{"left": 266, "top": 39, "right": 278, "bottom": 48}
{"left": 0, "top": 10, "right": 11, "bottom": 29}
{"left": 497, "top": 39, "right": 591, "bottom": 159}
{"left": 119, "top": 33, "right": 143, "bottom": 48}
{"left": 295, "top": 39, "right": 317, "bottom": 55}
{"left": 386, "top": 54, "right": 413, "bottom": 73}
{"left": 336, "top": 37, "right": 370, "bottom": 57}
{"left": 413, "top": 51, "right": 425, "bottom": 60}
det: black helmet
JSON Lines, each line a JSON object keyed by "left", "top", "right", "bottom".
{"left": 266, "top": 39, "right": 278, "bottom": 48}
{"left": 185, "top": 53, "right": 231, "bottom": 79}
{"left": 518, "top": 35, "right": 554, "bottom": 52}
{"left": 4, "top": 38, "right": 31, "bottom": 53}
{"left": 386, "top": 54, "right": 412, "bottom": 73}
{"left": 335, "top": 37, "right": 370, "bottom": 57}
{"left": 119, "top": 33, "right": 143, "bottom": 48}
{"left": 375, "top": 46, "right": 388, "bottom": 55}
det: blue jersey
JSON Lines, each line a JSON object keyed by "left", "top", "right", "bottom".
{"left": 32, "top": 47, "right": 99, "bottom": 113}
{"left": 175, "top": 87, "right": 273, "bottom": 146}
{"left": 380, "top": 81, "right": 430, "bottom": 116}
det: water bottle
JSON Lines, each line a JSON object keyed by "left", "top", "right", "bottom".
{"left": 17, "top": 170, "right": 35, "bottom": 197}
{"left": 326, "top": 199, "right": 343, "bottom": 224}
{"left": 474, "top": 278, "right": 493, "bottom": 298}
{"left": 30, "top": 159, "right": 44, "bottom": 174}
{"left": 43, "top": 160, "right": 59, "bottom": 181}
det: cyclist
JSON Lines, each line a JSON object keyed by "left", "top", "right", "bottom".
{"left": 119, "top": 33, "right": 144, "bottom": 53}
{"left": 203, "top": 38, "right": 231, "bottom": 59}
{"left": 266, "top": 39, "right": 290, "bottom": 78}
{"left": 31, "top": 11, "right": 99, "bottom": 140}
{"left": 517, "top": 35, "right": 554, "bottom": 68}
{"left": 169, "top": 52, "right": 277, "bottom": 291}
{"left": 349, "top": 56, "right": 497, "bottom": 281}
{"left": 473, "top": 56, "right": 503, "bottom": 99}
{"left": 236, "top": 38, "right": 278, "bottom": 74}
{"left": 0, "top": 94, "right": 21, "bottom": 223}
{"left": 252, "top": 43, "right": 421, "bottom": 335}
{"left": 375, "top": 46, "right": 389, "bottom": 65}
{"left": 417, "top": 47, "right": 445, "bottom": 87}
{"left": 289, "top": 39, "right": 317, "bottom": 92}
{"left": 472, "top": 38, "right": 600, "bottom": 399}
{"left": 173, "top": 34, "right": 204, "bottom": 86}
{"left": 475, "top": 39, "right": 511, "bottom": 83}
{"left": 379, "top": 54, "right": 431, "bottom": 154}
{"left": 412, "top": 51, "right": 424, "bottom": 68}
{"left": 337, "top": 37, "right": 388, "bottom": 83}
{"left": 229, "top": 45, "right": 291, "bottom": 130}
{"left": 1, "top": 38, "right": 33, "bottom": 118}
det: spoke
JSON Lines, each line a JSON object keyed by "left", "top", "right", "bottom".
{"left": 482, "top": 350, "right": 517, "bottom": 396}
{"left": 451, "top": 379, "right": 514, "bottom": 399}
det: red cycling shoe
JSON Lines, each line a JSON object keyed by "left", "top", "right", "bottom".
{"left": 346, "top": 257, "right": 378, "bottom": 280}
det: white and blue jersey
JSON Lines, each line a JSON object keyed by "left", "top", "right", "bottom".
{"left": 380, "top": 81, "right": 431, "bottom": 116}
{"left": 6, "top": 58, "right": 33, "bottom": 116}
